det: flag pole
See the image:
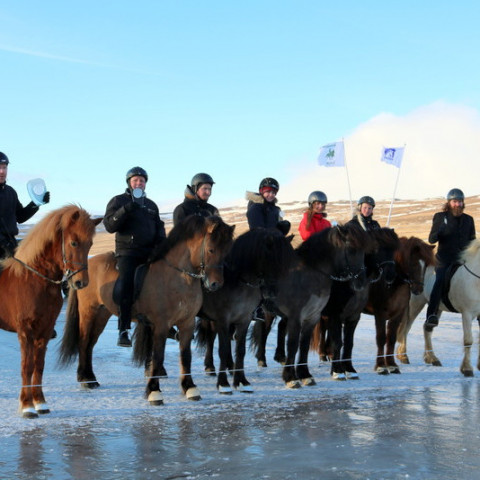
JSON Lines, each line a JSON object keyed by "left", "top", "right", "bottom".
{"left": 386, "top": 144, "right": 406, "bottom": 227}
{"left": 343, "top": 138, "right": 354, "bottom": 217}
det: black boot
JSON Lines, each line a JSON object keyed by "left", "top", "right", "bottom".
{"left": 424, "top": 314, "right": 439, "bottom": 332}
{"left": 117, "top": 330, "right": 132, "bottom": 347}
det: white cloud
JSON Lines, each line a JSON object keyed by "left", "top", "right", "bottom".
{"left": 282, "top": 102, "right": 480, "bottom": 204}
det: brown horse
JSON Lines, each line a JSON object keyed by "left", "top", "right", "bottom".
{"left": 0, "top": 205, "right": 101, "bottom": 418}
{"left": 59, "top": 215, "right": 234, "bottom": 405}
{"left": 363, "top": 236, "right": 436, "bottom": 374}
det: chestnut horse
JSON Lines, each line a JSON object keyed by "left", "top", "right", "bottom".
{"left": 59, "top": 215, "right": 234, "bottom": 405}
{"left": 0, "top": 205, "right": 101, "bottom": 418}
{"left": 397, "top": 238, "right": 480, "bottom": 377}
{"left": 363, "top": 236, "right": 435, "bottom": 374}
{"left": 251, "top": 223, "right": 372, "bottom": 388}
{"left": 195, "top": 227, "right": 296, "bottom": 394}
{"left": 310, "top": 227, "right": 400, "bottom": 380}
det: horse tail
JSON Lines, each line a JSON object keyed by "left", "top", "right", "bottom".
{"left": 194, "top": 317, "right": 214, "bottom": 353}
{"left": 310, "top": 322, "right": 321, "bottom": 352}
{"left": 58, "top": 289, "right": 80, "bottom": 366}
{"left": 132, "top": 319, "right": 152, "bottom": 367}
{"left": 248, "top": 319, "right": 263, "bottom": 355}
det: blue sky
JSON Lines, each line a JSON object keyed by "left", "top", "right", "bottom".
{"left": 2, "top": 2, "right": 480, "bottom": 217}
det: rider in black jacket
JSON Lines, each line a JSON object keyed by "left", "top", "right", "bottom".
{"left": 349, "top": 196, "right": 381, "bottom": 232}
{"left": 104, "top": 166, "right": 166, "bottom": 347}
{"left": 424, "top": 188, "right": 476, "bottom": 330}
{"left": 0, "top": 152, "right": 50, "bottom": 259}
{"left": 173, "top": 173, "right": 219, "bottom": 226}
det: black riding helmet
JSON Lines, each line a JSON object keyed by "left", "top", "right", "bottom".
{"left": 308, "top": 191, "right": 328, "bottom": 207}
{"left": 259, "top": 177, "right": 279, "bottom": 192}
{"left": 0, "top": 152, "right": 9, "bottom": 165}
{"left": 358, "top": 195, "right": 375, "bottom": 208}
{"left": 126, "top": 166, "right": 148, "bottom": 185}
{"left": 191, "top": 173, "right": 215, "bottom": 193}
{"left": 446, "top": 188, "right": 464, "bottom": 201}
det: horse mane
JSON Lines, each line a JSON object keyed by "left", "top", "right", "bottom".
{"left": 397, "top": 236, "right": 436, "bottom": 266}
{"left": 3, "top": 205, "right": 97, "bottom": 276}
{"left": 460, "top": 238, "right": 480, "bottom": 264}
{"left": 370, "top": 227, "right": 400, "bottom": 250}
{"left": 225, "top": 228, "right": 295, "bottom": 280}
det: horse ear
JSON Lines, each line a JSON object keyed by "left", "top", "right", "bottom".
{"left": 93, "top": 217, "right": 103, "bottom": 227}
{"left": 286, "top": 234, "right": 294, "bottom": 244}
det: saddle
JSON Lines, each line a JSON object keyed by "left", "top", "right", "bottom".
{"left": 440, "top": 263, "right": 461, "bottom": 313}
{"left": 112, "top": 263, "right": 150, "bottom": 306}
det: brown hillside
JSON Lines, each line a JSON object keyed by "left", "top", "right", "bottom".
{"left": 89, "top": 195, "right": 480, "bottom": 255}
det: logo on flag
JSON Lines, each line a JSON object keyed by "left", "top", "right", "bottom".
{"left": 317, "top": 141, "right": 345, "bottom": 167}
{"left": 381, "top": 147, "right": 404, "bottom": 168}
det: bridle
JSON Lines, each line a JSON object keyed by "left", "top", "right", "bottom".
{"left": 369, "top": 259, "right": 396, "bottom": 284}
{"left": 13, "top": 231, "right": 88, "bottom": 285}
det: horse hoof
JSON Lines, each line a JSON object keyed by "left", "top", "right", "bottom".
{"left": 387, "top": 366, "right": 401, "bottom": 374}
{"left": 35, "top": 403, "right": 50, "bottom": 414}
{"left": 463, "top": 370, "right": 474, "bottom": 377}
{"left": 237, "top": 384, "right": 254, "bottom": 393}
{"left": 186, "top": 387, "right": 202, "bottom": 401}
{"left": 148, "top": 391, "right": 164, "bottom": 406}
{"left": 204, "top": 367, "right": 216, "bottom": 377}
{"left": 376, "top": 367, "right": 389, "bottom": 375}
{"left": 345, "top": 372, "right": 359, "bottom": 380}
{"left": 331, "top": 372, "right": 346, "bottom": 381}
{"left": 302, "top": 377, "right": 316, "bottom": 386}
{"left": 81, "top": 380, "right": 100, "bottom": 389}
{"left": 257, "top": 360, "right": 268, "bottom": 368}
{"left": 432, "top": 360, "right": 442, "bottom": 367}
{"left": 21, "top": 407, "right": 39, "bottom": 419}
{"left": 285, "top": 380, "right": 302, "bottom": 389}
{"left": 218, "top": 385, "right": 233, "bottom": 395}
{"left": 397, "top": 355, "right": 410, "bottom": 365}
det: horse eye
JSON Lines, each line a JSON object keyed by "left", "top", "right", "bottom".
{"left": 71, "top": 241, "right": 78, "bottom": 247}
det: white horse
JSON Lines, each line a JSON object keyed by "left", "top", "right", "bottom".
{"left": 397, "top": 239, "right": 480, "bottom": 376}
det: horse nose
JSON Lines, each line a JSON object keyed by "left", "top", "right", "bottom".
{"left": 206, "top": 281, "right": 220, "bottom": 292}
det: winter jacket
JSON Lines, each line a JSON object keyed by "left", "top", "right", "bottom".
{"left": 428, "top": 210, "right": 476, "bottom": 265}
{"left": 0, "top": 183, "right": 39, "bottom": 251}
{"left": 246, "top": 191, "right": 282, "bottom": 229}
{"left": 173, "top": 186, "right": 219, "bottom": 226}
{"left": 348, "top": 213, "right": 381, "bottom": 232}
{"left": 103, "top": 189, "right": 166, "bottom": 258}
{"left": 298, "top": 212, "right": 332, "bottom": 241}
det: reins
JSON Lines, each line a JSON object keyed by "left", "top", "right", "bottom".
{"left": 463, "top": 262, "right": 480, "bottom": 279}
{"left": 13, "top": 231, "right": 88, "bottom": 285}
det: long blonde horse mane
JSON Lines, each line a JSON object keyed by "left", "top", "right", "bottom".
{"left": 460, "top": 238, "right": 480, "bottom": 265}
{"left": 3, "top": 205, "right": 94, "bottom": 276}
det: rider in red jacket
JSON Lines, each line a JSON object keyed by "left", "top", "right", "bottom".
{"left": 298, "top": 191, "right": 332, "bottom": 241}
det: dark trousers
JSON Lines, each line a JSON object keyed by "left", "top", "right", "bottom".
{"left": 116, "top": 255, "right": 144, "bottom": 331}
{"left": 426, "top": 264, "right": 448, "bottom": 318}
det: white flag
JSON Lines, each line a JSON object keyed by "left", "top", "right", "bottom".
{"left": 381, "top": 146, "right": 404, "bottom": 168}
{"left": 317, "top": 141, "right": 345, "bottom": 167}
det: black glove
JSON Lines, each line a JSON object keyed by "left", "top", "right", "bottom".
{"left": 124, "top": 201, "right": 140, "bottom": 213}
{"left": 42, "top": 191, "right": 50, "bottom": 204}
{"left": 276, "top": 220, "right": 291, "bottom": 236}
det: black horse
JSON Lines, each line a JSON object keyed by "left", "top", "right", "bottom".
{"left": 251, "top": 223, "right": 373, "bottom": 388}
{"left": 196, "top": 227, "right": 295, "bottom": 393}
{"left": 311, "top": 228, "right": 400, "bottom": 380}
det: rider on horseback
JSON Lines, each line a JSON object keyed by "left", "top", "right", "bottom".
{"left": 298, "top": 190, "right": 331, "bottom": 240}
{"left": 424, "top": 188, "right": 476, "bottom": 331}
{"left": 349, "top": 196, "right": 381, "bottom": 231}
{"left": 104, "top": 167, "right": 166, "bottom": 347}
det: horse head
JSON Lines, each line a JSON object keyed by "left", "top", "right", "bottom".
{"left": 367, "top": 228, "right": 400, "bottom": 286}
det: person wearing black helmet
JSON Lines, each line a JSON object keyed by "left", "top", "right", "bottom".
{"left": 104, "top": 166, "right": 166, "bottom": 347}
{"left": 424, "top": 188, "right": 476, "bottom": 331}
{"left": 298, "top": 190, "right": 332, "bottom": 241}
{"left": 349, "top": 195, "right": 381, "bottom": 231}
{"left": 173, "top": 173, "right": 219, "bottom": 226}
{"left": 0, "top": 152, "right": 50, "bottom": 259}
{"left": 246, "top": 177, "right": 291, "bottom": 235}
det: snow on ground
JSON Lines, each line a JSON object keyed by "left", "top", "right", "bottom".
{"left": 1, "top": 303, "right": 480, "bottom": 479}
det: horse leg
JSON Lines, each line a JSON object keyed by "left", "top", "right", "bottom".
{"left": 282, "top": 316, "right": 301, "bottom": 388}
{"left": 216, "top": 325, "right": 233, "bottom": 394}
{"left": 254, "top": 318, "right": 271, "bottom": 368}
{"left": 423, "top": 312, "right": 443, "bottom": 366}
{"left": 145, "top": 330, "right": 166, "bottom": 406}
{"left": 178, "top": 323, "right": 200, "bottom": 400}
{"left": 374, "top": 316, "right": 389, "bottom": 375}
{"left": 232, "top": 323, "right": 253, "bottom": 392}
{"left": 397, "top": 294, "right": 427, "bottom": 364}
{"left": 77, "top": 307, "right": 111, "bottom": 389}
{"left": 460, "top": 313, "right": 474, "bottom": 377}
{"left": 318, "top": 316, "right": 330, "bottom": 362}
{"left": 342, "top": 318, "right": 360, "bottom": 379}
{"left": 18, "top": 334, "right": 37, "bottom": 418}
{"left": 296, "top": 321, "right": 316, "bottom": 386}
{"left": 274, "top": 316, "right": 287, "bottom": 365}
{"left": 385, "top": 316, "right": 401, "bottom": 374}
{"left": 203, "top": 320, "right": 217, "bottom": 376}
{"left": 32, "top": 338, "right": 50, "bottom": 414}
{"left": 328, "top": 316, "right": 346, "bottom": 381}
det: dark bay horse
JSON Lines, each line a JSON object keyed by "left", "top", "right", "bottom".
{"left": 59, "top": 215, "right": 234, "bottom": 405}
{"left": 195, "top": 227, "right": 295, "bottom": 394}
{"left": 364, "top": 236, "right": 436, "bottom": 374}
{"left": 0, "top": 205, "right": 101, "bottom": 418}
{"left": 397, "top": 239, "right": 480, "bottom": 376}
{"left": 251, "top": 223, "right": 372, "bottom": 388}
{"left": 311, "top": 227, "right": 400, "bottom": 380}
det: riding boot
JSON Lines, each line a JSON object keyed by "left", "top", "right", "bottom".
{"left": 117, "top": 305, "right": 132, "bottom": 347}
